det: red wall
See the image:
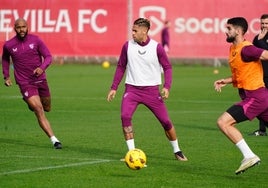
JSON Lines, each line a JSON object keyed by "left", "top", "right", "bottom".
{"left": 0, "top": 0, "right": 267, "bottom": 58}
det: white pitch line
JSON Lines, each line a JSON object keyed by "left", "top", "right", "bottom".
{"left": 0, "top": 155, "right": 103, "bottom": 161}
{"left": 0, "top": 159, "right": 111, "bottom": 176}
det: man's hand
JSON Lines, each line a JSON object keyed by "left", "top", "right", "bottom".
{"left": 258, "top": 28, "right": 268, "bottom": 40}
{"left": 214, "top": 79, "right": 227, "bottom": 92}
{"left": 33, "top": 67, "right": 44, "bottom": 77}
{"left": 4, "top": 77, "right": 12, "bottom": 87}
{"left": 107, "top": 90, "right": 116, "bottom": 102}
{"left": 161, "top": 88, "right": 169, "bottom": 99}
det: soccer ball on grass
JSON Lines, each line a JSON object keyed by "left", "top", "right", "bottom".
{"left": 125, "top": 148, "right": 147, "bottom": 170}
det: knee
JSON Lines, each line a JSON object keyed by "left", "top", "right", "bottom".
{"left": 121, "top": 113, "right": 132, "bottom": 126}
{"left": 161, "top": 120, "right": 173, "bottom": 130}
{"left": 217, "top": 117, "right": 227, "bottom": 131}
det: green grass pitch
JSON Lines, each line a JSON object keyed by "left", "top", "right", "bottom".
{"left": 0, "top": 63, "right": 267, "bottom": 188}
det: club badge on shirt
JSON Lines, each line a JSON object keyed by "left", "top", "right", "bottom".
{"left": 24, "top": 91, "right": 29, "bottom": 97}
{"left": 29, "top": 44, "right": 34, "bottom": 49}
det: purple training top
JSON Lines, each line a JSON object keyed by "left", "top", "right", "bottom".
{"left": 161, "top": 27, "right": 169, "bottom": 47}
{"left": 2, "top": 34, "right": 52, "bottom": 85}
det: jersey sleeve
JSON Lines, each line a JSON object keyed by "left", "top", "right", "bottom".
{"left": 37, "top": 37, "right": 52, "bottom": 70}
{"left": 241, "top": 45, "right": 264, "bottom": 62}
{"left": 110, "top": 42, "right": 128, "bottom": 90}
{"left": 157, "top": 44, "right": 172, "bottom": 89}
{"left": 1, "top": 44, "right": 11, "bottom": 79}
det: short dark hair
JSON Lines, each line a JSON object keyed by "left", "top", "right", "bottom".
{"left": 133, "top": 18, "right": 150, "bottom": 29}
{"left": 227, "top": 17, "right": 248, "bottom": 34}
{"left": 260, "top": 14, "right": 268, "bottom": 19}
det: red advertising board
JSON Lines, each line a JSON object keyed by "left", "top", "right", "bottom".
{"left": 0, "top": 0, "right": 267, "bottom": 58}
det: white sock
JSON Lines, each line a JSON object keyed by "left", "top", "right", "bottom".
{"left": 170, "top": 139, "right": 181, "bottom": 153}
{"left": 126, "top": 139, "right": 135, "bottom": 150}
{"left": 236, "top": 139, "right": 255, "bottom": 158}
{"left": 50, "top": 136, "right": 60, "bottom": 145}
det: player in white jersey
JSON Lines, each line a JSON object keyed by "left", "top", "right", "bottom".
{"left": 107, "top": 18, "right": 187, "bottom": 161}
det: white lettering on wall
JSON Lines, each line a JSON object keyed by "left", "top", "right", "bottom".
{"left": 78, "top": 9, "right": 107, "bottom": 33}
{"left": 174, "top": 17, "right": 259, "bottom": 34}
{"left": 0, "top": 9, "right": 108, "bottom": 33}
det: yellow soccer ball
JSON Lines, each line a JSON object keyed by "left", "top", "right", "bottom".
{"left": 125, "top": 148, "right": 147, "bottom": 170}
{"left": 213, "top": 69, "right": 219, "bottom": 74}
{"left": 102, "top": 61, "right": 110, "bottom": 69}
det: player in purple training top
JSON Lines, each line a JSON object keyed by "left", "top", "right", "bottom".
{"left": 161, "top": 20, "right": 171, "bottom": 54}
{"left": 107, "top": 18, "right": 187, "bottom": 161}
{"left": 2, "top": 18, "right": 62, "bottom": 149}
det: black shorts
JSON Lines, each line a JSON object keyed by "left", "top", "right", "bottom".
{"left": 226, "top": 105, "right": 249, "bottom": 123}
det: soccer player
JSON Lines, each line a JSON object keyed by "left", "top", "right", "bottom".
{"left": 161, "top": 20, "right": 171, "bottom": 54}
{"left": 1, "top": 18, "right": 62, "bottom": 149}
{"left": 214, "top": 17, "right": 268, "bottom": 174}
{"left": 249, "top": 14, "right": 268, "bottom": 136}
{"left": 107, "top": 18, "right": 187, "bottom": 161}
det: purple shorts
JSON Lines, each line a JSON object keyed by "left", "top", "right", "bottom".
{"left": 18, "top": 80, "right": 50, "bottom": 99}
{"left": 236, "top": 87, "right": 268, "bottom": 121}
{"left": 120, "top": 84, "right": 173, "bottom": 130}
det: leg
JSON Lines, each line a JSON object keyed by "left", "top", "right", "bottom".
{"left": 164, "top": 126, "right": 187, "bottom": 161}
{"left": 123, "top": 126, "right": 134, "bottom": 140}
{"left": 259, "top": 119, "right": 267, "bottom": 132}
{"left": 23, "top": 96, "right": 51, "bottom": 112}
{"left": 41, "top": 96, "right": 51, "bottom": 112}
{"left": 24, "top": 95, "right": 61, "bottom": 149}
{"left": 217, "top": 112, "right": 242, "bottom": 144}
{"left": 145, "top": 94, "right": 177, "bottom": 142}
{"left": 121, "top": 90, "right": 139, "bottom": 150}
{"left": 144, "top": 90, "right": 187, "bottom": 160}
{"left": 217, "top": 106, "right": 260, "bottom": 174}
{"left": 249, "top": 119, "right": 267, "bottom": 136}
{"left": 164, "top": 126, "right": 177, "bottom": 141}
{"left": 25, "top": 95, "right": 55, "bottom": 138}
{"left": 19, "top": 82, "right": 61, "bottom": 149}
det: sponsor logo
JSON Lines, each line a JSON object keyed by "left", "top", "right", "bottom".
{"left": 138, "top": 50, "right": 146, "bottom": 55}
{"left": 139, "top": 6, "right": 260, "bottom": 35}
{"left": 139, "top": 6, "right": 166, "bottom": 36}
